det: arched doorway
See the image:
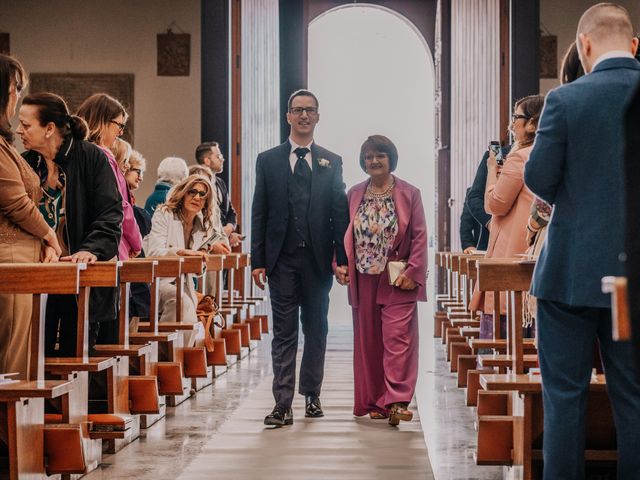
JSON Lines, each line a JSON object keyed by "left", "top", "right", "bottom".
{"left": 307, "top": 2, "right": 437, "bottom": 401}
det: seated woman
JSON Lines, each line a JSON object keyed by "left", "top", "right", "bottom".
{"left": 335, "top": 135, "right": 427, "bottom": 426}
{"left": 144, "top": 174, "right": 230, "bottom": 326}
{"left": 469, "top": 94, "right": 545, "bottom": 338}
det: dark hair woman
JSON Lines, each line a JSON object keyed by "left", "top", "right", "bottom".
{"left": 0, "top": 55, "right": 62, "bottom": 378}
{"left": 18, "top": 92, "right": 123, "bottom": 355}
{"left": 335, "top": 135, "right": 427, "bottom": 426}
{"left": 77, "top": 93, "right": 142, "bottom": 261}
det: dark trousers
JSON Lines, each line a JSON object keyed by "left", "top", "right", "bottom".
{"left": 537, "top": 299, "right": 640, "bottom": 479}
{"left": 268, "top": 247, "right": 333, "bottom": 408}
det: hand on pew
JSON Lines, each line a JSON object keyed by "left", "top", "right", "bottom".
{"left": 61, "top": 250, "right": 98, "bottom": 264}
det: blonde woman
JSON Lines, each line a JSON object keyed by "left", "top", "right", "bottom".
{"left": 144, "top": 174, "right": 230, "bottom": 324}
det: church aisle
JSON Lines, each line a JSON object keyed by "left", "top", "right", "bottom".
{"left": 85, "top": 323, "right": 433, "bottom": 479}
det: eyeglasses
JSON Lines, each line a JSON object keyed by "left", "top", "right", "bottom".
{"left": 129, "top": 168, "right": 143, "bottom": 178}
{"left": 110, "top": 120, "right": 126, "bottom": 133}
{"left": 511, "top": 114, "right": 530, "bottom": 122}
{"left": 187, "top": 188, "right": 208, "bottom": 199}
{"left": 289, "top": 107, "right": 318, "bottom": 116}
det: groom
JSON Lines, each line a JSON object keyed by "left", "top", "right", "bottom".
{"left": 251, "top": 89, "right": 349, "bottom": 426}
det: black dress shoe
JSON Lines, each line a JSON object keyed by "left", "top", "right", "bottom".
{"left": 264, "top": 405, "right": 293, "bottom": 426}
{"left": 305, "top": 395, "right": 324, "bottom": 418}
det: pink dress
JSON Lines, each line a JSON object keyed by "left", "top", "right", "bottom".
{"left": 99, "top": 146, "right": 142, "bottom": 260}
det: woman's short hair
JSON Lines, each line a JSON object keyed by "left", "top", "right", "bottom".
{"left": 22, "top": 92, "right": 89, "bottom": 142}
{"left": 514, "top": 94, "right": 546, "bottom": 146}
{"left": 0, "top": 54, "right": 26, "bottom": 143}
{"left": 188, "top": 164, "right": 214, "bottom": 180}
{"left": 157, "top": 156, "right": 189, "bottom": 185}
{"left": 129, "top": 149, "right": 146, "bottom": 172}
{"left": 162, "top": 174, "right": 214, "bottom": 231}
{"left": 560, "top": 42, "right": 584, "bottom": 85}
{"left": 111, "top": 138, "right": 131, "bottom": 172}
{"left": 76, "top": 92, "right": 127, "bottom": 144}
{"left": 359, "top": 135, "right": 399, "bottom": 173}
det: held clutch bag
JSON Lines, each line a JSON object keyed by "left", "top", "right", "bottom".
{"left": 388, "top": 261, "right": 408, "bottom": 286}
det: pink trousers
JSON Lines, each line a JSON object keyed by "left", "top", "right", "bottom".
{"left": 352, "top": 272, "right": 419, "bottom": 416}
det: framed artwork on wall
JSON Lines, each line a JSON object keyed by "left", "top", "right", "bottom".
{"left": 29, "top": 73, "right": 135, "bottom": 143}
{"left": 540, "top": 34, "right": 558, "bottom": 79}
{"left": 157, "top": 32, "right": 191, "bottom": 76}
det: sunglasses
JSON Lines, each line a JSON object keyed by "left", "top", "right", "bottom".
{"left": 187, "top": 188, "right": 208, "bottom": 199}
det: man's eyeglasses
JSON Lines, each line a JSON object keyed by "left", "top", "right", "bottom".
{"left": 511, "top": 114, "right": 530, "bottom": 122}
{"left": 289, "top": 107, "right": 318, "bottom": 116}
{"left": 129, "top": 168, "right": 143, "bottom": 178}
{"left": 187, "top": 188, "right": 208, "bottom": 199}
{"left": 111, "top": 120, "right": 126, "bottom": 133}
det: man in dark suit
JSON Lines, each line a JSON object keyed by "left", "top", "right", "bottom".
{"left": 251, "top": 90, "right": 349, "bottom": 426}
{"left": 195, "top": 141, "right": 242, "bottom": 247}
{"left": 524, "top": 4, "right": 640, "bottom": 478}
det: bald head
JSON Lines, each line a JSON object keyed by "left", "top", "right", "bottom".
{"left": 576, "top": 3, "right": 637, "bottom": 73}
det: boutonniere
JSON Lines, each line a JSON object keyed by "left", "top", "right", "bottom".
{"left": 318, "top": 158, "right": 331, "bottom": 168}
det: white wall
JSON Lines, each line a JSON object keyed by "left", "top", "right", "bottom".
{"left": 540, "top": 0, "right": 640, "bottom": 94}
{"left": 0, "top": 0, "right": 201, "bottom": 204}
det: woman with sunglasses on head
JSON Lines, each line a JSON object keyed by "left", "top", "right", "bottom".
{"left": 77, "top": 93, "right": 142, "bottom": 262}
{"left": 470, "top": 94, "right": 545, "bottom": 339}
{"left": 144, "top": 174, "right": 230, "bottom": 324}
{"left": 18, "top": 91, "right": 123, "bottom": 356}
{"left": 0, "top": 55, "right": 64, "bottom": 377}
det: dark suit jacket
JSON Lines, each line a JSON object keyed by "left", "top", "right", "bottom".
{"left": 624, "top": 77, "right": 640, "bottom": 370}
{"left": 251, "top": 141, "right": 349, "bottom": 276}
{"left": 215, "top": 176, "right": 237, "bottom": 229}
{"left": 525, "top": 57, "right": 640, "bottom": 308}
{"left": 460, "top": 192, "right": 482, "bottom": 250}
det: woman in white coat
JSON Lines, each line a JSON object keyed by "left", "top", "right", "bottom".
{"left": 144, "top": 174, "right": 230, "bottom": 325}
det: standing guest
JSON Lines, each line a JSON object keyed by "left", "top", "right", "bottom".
{"left": 77, "top": 93, "right": 141, "bottom": 261}
{"left": 195, "top": 141, "right": 242, "bottom": 247}
{"left": 469, "top": 95, "right": 544, "bottom": 338}
{"left": 111, "top": 137, "right": 132, "bottom": 175}
{"left": 334, "top": 135, "right": 427, "bottom": 426}
{"left": 144, "top": 156, "right": 189, "bottom": 215}
{"left": 18, "top": 92, "right": 122, "bottom": 356}
{"left": 144, "top": 175, "right": 230, "bottom": 325}
{"left": 125, "top": 148, "right": 153, "bottom": 320}
{"left": 524, "top": 4, "right": 640, "bottom": 478}
{"left": 460, "top": 188, "right": 482, "bottom": 253}
{"left": 251, "top": 89, "right": 349, "bottom": 426}
{"left": 0, "top": 55, "right": 62, "bottom": 378}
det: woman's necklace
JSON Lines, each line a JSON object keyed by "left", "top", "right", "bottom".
{"left": 367, "top": 178, "right": 395, "bottom": 198}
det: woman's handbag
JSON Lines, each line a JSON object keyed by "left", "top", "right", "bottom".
{"left": 388, "top": 261, "right": 408, "bottom": 286}
{"left": 195, "top": 292, "right": 226, "bottom": 352}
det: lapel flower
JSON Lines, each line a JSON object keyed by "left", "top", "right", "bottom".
{"left": 318, "top": 158, "right": 331, "bottom": 168}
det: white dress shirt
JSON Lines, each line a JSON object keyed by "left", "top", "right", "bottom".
{"left": 289, "top": 138, "right": 313, "bottom": 173}
{"left": 591, "top": 50, "right": 635, "bottom": 71}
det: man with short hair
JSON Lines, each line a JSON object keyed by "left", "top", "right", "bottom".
{"left": 195, "top": 141, "right": 242, "bottom": 247}
{"left": 251, "top": 89, "right": 349, "bottom": 426}
{"left": 525, "top": 3, "right": 640, "bottom": 477}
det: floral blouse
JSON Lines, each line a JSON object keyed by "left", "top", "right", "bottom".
{"left": 354, "top": 184, "right": 398, "bottom": 274}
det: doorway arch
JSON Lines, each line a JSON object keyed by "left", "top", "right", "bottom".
{"left": 307, "top": 1, "right": 437, "bottom": 415}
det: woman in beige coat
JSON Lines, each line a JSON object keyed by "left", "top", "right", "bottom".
{"left": 0, "top": 55, "right": 61, "bottom": 378}
{"left": 470, "top": 94, "right": 545, "bottom": 338}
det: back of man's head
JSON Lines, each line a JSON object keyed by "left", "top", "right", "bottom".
{"left": 577, "top": 3, "right": 633, "bottom": 46}
{"left": 195, "top": 141, "right": 218, "bottom": 165}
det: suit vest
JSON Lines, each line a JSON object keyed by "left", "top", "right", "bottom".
{"left": 283, "top": 162, "right": 312, "bottom": 253}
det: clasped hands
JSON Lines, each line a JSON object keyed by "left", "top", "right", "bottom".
{"left": 334, "top": 266, "right": 417, "bottom": 290}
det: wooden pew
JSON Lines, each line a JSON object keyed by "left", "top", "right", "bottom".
{"left": 0, "top": 264, "right": 83, "bottom": 479}
{"left": 602, "top": 276, "right": 632, "bottom": 341}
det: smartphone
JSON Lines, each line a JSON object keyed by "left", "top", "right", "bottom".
{"left": 488, "top": 141, "right": 504, "bottom": 166}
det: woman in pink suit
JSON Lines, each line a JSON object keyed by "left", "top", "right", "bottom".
{"left": 335, "top": 135, "right": 427, "bottom": 426}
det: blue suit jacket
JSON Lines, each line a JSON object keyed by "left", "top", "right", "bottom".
{"left": 525, "top": 57, "right": 640, "bottom": 308}
{"left": 250, "top": 141, "right": 349, "bottom": 276}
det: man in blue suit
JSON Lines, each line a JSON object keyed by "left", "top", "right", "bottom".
{"left": 524, "top": 4, "right": 640, "bottom": 478}
{"left": 251, "top": 90, "right": 349, "bottom": 426}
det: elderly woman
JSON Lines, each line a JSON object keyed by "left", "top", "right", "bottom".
{"left": 111, "top": 137, "right": 132, "bottom": 175}
{"left": 18, "top": 91, "right": 122, "bottom": 356}
{"left": 144, "top": 174, "right": 230, "bottom": 325}
{"left": 335, "top": 135, "right": 427, "bottom": 426}
{"left": 0, "top": 55, "right": 62, "bottom": 377}
{"left": 144, "top": 156, "right": 189, "bottom": 215}
{"left": 77, "top": 93, "right": 141, "bottom": 262}
{"left": 469, "top": 94, "right": 545, "bottom": 338}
